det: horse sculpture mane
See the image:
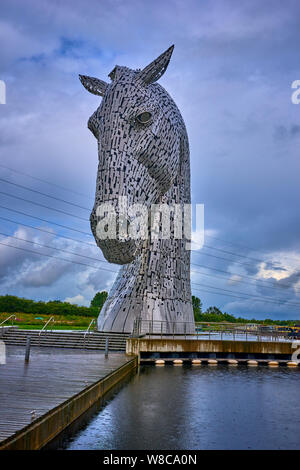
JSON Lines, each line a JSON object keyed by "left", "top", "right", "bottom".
{"left": 80, "top": 45, "right": 195, "bottom": 334}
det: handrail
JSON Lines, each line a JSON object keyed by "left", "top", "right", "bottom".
{"left": 0, "top": 314, "right": 16, "bottom": 335}
{"left": 39, "top": 316, "right": 55, "bottom": 338}
{"left": 0, "top": 314, "right": 16, "bottom": 327}
{"left": 84, "top": 318, "right": 96, "bottom": 340}
{"left": 132, "top": 318, "right": 292, "bottom": 342}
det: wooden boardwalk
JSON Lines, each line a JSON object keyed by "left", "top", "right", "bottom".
{"left": 0, "top": 345, "right": 130, "bottom": 443}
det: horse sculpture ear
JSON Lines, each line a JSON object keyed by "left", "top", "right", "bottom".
{"left": 138, "top": 45, "right": 174, "bottom": 85}
{"left": 79, "top": 74, "right": 108, "bottom": 97}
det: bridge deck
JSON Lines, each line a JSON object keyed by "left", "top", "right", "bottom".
{"left": 0, "top": 345, "right": 130, "bottom": 443}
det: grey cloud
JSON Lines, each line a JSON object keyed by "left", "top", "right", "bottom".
{"left": 86, "top": 268, "right": 117, "bottom": 291}
{"left": 274, "top": 124, "right": 300, "bottom": 140}
{"left": 0, "top": 223, "right": 117, "bottom": 306}
{"left": 277, "top": 270, "right": 300, "bottom": 289}
{"left": 290, "top": 125, "right": 300, "bottom": 137}
{"left": 21, "top": 259, "right": 74, "bottom": 287}
{"left": 1, "top": 0, "right": 300, "bottom": 317}
{"left": 0, "top": 227, "right": 46, "bottom": 280}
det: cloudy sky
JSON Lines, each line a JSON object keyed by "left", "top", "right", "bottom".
{"left": 0, "top": 0, "right": 300, "bottom": 319}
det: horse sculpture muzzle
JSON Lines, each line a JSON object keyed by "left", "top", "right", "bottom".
{"left": 90, "top": 144, "right": 161, "bottom": 264}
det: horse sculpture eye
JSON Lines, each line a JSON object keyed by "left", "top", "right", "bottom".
{"left": 136, "top": 112, "right": 152, "bottom": 124}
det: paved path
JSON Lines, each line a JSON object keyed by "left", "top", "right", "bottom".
{"left": 0, "top": 345, "right": 129, "bottom": 442}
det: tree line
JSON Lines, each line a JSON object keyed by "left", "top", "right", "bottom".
{"left": 0, "top": 292, "right": 108, "bottom": 317}
{"left": 192, "top": 295, "right": 298, "bottom": 325}
{"left": 0, "top": 293, "right": 297, "bottom": 325}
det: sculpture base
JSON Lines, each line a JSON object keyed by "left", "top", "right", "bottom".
{"left": 97, "top": 297, "right": 195, "bottom": 335}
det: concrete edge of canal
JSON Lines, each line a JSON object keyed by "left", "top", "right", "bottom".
{"left": 126, "top": 338, "right": 299, "bottom": 364}
{"left": 0, "top": 356, "right": 138, "bottom": 451}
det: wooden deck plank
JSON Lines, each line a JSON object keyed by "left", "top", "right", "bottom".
{"left": 0, "top": 345, "right": 130, "bottom": 443}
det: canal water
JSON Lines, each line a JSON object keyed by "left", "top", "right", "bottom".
{"left": 64, "top": 365, "right": 300, "bottom": 450}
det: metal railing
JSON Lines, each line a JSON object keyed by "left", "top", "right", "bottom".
{"left": 84, "top": 318, "right": 96, "bottom": 346}
{"left": 132, "top": 318, "right": 196, "bottom": 339}
{"left": 0, "top": 314, "right": 16, "bottom": 335}
{"left": 38, "top": 316, "right": 55, "bottom": 344}
{"left": 132, "top": 318, "right": 293, "bottom": 342}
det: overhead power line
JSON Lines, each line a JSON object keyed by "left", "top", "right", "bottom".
{"left": 0, "top": 191, "right": 87, "bottom": 221}
{"left": 0, "top": 204, "right": 93, "bottom": 237}
{"left": 191, "top": 285, "right": 298, "bottom": 309}
{"left": 191, "top": 279, "right": 300, "bottom": 307}
{"left": 0, "top": 215, "right": 96, "bottom": 248}
{"left": 0, "top": 169, "right": 299, "bottom": 301}
{"left": 0, "top": 214, "right": 298, "bottom": 293}
{"left": 0, "top": 182, "right": 292, "bottom": 272}
{"left": 1, "top": 238, "right": 299, "bottom": 309}
{"left": 0, "top": 231, "right": 108, "bottom": 266}
{"left": 0, "top": 163, "right": 93, "bottom": 200}
{"left": 190, "top": 267, "right": 298, "bottom": 295}
{"left": 191, "top": 285, "right": 266, "bottom": 303}
{"left": 205, "top": 234, "right": 300, "bottom": 266}
{"left": 0, "top": 173, "right": 297, "bottom": 271}
{"left": 201, "top": 243, "right": 283, "bottom": 267}
{"left": 192, "top": 247, "right": 267, "bottom": 269}
{"left": 1, "top": 164, "right": 299, "bottom": 266}
{"left": 0, "top": 187, "right": 291, "bottom": 273}
{"left": 0, "top": 177, "right": 91, "bottom": 211}
{"left": 0, "top": 241, "right": 119, "bottom": 276}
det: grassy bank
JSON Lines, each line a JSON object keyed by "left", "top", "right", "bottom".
{"left": 0, "top": 312, "right": 96, "bottom": 330}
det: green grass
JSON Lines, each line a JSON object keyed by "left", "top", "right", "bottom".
{"left": 17, "top": 324, "right": 88, "bottom": 330}
{"left": 0, "top": 312, "right": 96, "bottom": 330}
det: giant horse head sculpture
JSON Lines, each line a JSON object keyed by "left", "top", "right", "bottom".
{"left": 80, "top": 46, "right": 185, "bottom": 263}
{"left": 80, "top": 46, "right": 194, "bottom": 333}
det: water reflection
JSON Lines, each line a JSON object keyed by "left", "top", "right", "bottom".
{"left": 64, "top": 365, "right": 300, "bottom": 450}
